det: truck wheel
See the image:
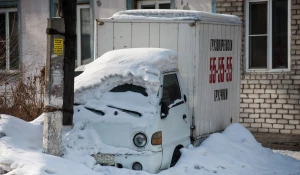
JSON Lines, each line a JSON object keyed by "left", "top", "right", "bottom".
{"left": 170, "top": 145, "right": 183, "bottom": 167}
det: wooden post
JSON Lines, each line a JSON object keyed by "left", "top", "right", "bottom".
{"left": 62, "top": 0, "right": 76, "bottom": 125}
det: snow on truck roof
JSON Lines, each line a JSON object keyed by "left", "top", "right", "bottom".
{"left": 110, "top": 10, "right": 242, "bottom": 24}
{"left": 74, "top": 48, "right": 178, "bottom": 104}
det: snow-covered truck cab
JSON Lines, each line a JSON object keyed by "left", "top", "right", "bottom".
{"left": 74, "top": 48, "right": 190, "bottom": 173}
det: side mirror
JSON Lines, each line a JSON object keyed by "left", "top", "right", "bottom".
{"left": 184, "top": 95, "right": 187, "bottom": 102}
{"left": 160, "top": 101, "right": 168, "bottom": 119}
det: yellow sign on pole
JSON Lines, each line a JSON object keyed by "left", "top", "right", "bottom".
{"left": 53, "top": 38, "right": 64, "bottom": 55}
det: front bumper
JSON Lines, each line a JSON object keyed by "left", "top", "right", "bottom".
{"left": 114, "top": 151, "right": 162, "bottom": 174}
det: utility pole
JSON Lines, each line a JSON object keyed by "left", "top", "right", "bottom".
{"left": 43, "top": 0, "right": 76, "bottom": 156}
{"left": 62, "top": 0, "right": 76, "bottom": 125}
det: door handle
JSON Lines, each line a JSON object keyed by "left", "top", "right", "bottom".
{"left": 183, "top": 114, "right": 187, "bottom": 120}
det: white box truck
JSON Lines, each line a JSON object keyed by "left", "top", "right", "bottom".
{"left": 95, "top": 10, "right": 242, "bottom": 143}
{"left": 75, "top": 10, "right": 242, "bottom": 173}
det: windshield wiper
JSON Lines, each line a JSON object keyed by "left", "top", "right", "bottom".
{"left": 84, "top": 107, "right": 105, "bottom": 116}
{"left": 107, "top": 105, "right": 142, "bottom": 117}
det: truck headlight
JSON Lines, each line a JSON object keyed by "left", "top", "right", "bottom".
{"left": 133, "top": 133, "right": 147, "bottom": 148}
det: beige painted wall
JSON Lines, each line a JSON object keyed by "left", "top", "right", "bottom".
{"left": 20, "top": 0, "right": 49, "bottom": 76}
{"left": 175, "top": 0, "right": 211, "bottom": 12}
{"left": 93, "top": 0, "right": 126, "bottom": 19}
{"left": 93, "top": 0, "right": 212, "bottom": 19}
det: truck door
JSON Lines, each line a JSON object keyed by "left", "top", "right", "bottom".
{"left": 160, "top": 72, "right": 190, "bottom": 168}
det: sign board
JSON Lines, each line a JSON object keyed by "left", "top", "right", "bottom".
{"left": 53, "top": 38, "right": 64, "bottom": 55}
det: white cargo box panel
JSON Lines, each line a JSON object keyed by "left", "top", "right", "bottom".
{"left": 95, "top": 10, "right": 242, "bottom": 142}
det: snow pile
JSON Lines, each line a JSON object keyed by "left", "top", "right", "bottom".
{"left": 0, "top": 114, "right": 43, "bottom": 151}
{"left": 167, "top": 124, "right": 300, "bottom": 175}
{"left": 0, "top": 113, "right": 299, "bottom": 175}
{"left": 110, "top": 10, "right": 241, "bottom": 24}
{"left": 74, "top": 48, "right": 177, "bottom": 105}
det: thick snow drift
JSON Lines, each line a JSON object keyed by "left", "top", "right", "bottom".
{"left": 0, "top": 113, "right": 299, "bottom": 175}
{"left": 74, "top": 48, "right": 177, "bottom": 105}
{"left": 110, "top": 10, "right": 241, "bottom": 24}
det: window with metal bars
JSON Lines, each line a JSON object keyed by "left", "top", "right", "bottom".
{"left": 0, "top": 9, "right": 19, "bottom": 71}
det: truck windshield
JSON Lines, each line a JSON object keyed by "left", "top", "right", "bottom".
{"left": 110, "top": 84, "right": 148, "bottom": 96}
{"left": 106, "top": 84, "right": 154, "bottom": 117}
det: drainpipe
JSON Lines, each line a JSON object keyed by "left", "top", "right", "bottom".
{"left": 170, "top": 0, "right": 175, "bottom": 9}
{"left": 126, "top": 0, "right": 134, "bottom": 10}
{"left": 212, "top": 0, "right": 216, "bottom": 13}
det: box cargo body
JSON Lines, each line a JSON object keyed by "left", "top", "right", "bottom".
{"left": 95, "top": 10, "right": 242, "bottom": 144}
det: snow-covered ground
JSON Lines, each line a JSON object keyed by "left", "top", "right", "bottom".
{"left": 1, "top": 48, "right": 300, "bottom": 174}
{"left": 274, "top": 150, "right": 300, "bottom": 160}
{"left": 0, "top": 113, "right": 299, "bottom": 175}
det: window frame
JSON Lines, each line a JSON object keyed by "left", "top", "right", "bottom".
{"left": 0, "top": 8, "right": 18, "bottom": 72}
{"left": 137, "top": 0, "right": 171, "bottom": 9}
{"left": 245, "top": 0, "right": 291, "bottom": 73}
{"left": 160, "top": 71, "right": 183, "bottom": 117}
{"left": 76, "top": 4, "right": 90, "bottom": 67}
{"left": 161, "top": 72, "right": 183, "bottom": 105}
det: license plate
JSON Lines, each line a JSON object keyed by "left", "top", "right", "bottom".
{"left": 92, "top": 153, "right": 115, "bottom": 166}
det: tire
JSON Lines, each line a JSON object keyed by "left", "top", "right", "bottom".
{"left": 170, "top": 147, "right": 182, "bottom": 167}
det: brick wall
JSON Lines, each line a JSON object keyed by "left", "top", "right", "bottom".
{"left": 216, "top": 0, "right": 300, "bottom": 134}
